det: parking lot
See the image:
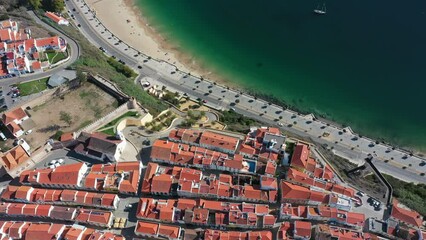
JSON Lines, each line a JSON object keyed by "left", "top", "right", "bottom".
{"left": 352, "top": 191, "right": 386, "bottom": 220}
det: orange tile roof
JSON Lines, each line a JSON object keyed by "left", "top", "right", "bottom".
{"left": 0, "top": 145, "right": 30, "bottom": 171}
{"left": 7, "top": 121, "right": 22, "bottom": 135}
{"left": 290, "top": 144, "right": 311, "bottom": 169}
{"left": 24, "top": 38, "right": 35, "bottom": 52}
{"left": 135, "top": 221, "right": 158, "bottom": 235}
{"left": 45, "top": 11, "right": 63, "bottom": 23}
{"left": 0, "top": 29, "right": 11, "bottom": 41}
{"left": 50, "top": 162, "right": 85, "bottom": 185}
{"left": 35, "top": 36, "right": 60, "bottom": 49}
{"left": 391, "top": 200, "right": 423, "bottom": 227}
{"left": 200, "top": 131, "right": 239, "bottom": 152}
{"left": 346, "top": 212, "right": 365, "bottom": 227}
{"left": 158, "top": 224, "right": 181, "bottom": 239}
{"left": 151, "top": 140, "right": 173, "bottom": 161}
{"left": 2, "top": 107, "right": 27, "bottom": 125}
{"left": 14, "top": 185, "right": 32, "bottom": 200}
{"left": 294, "top": 221, "right": 312, "bottom": 239}
{"left": 281, "top": 180, "right": 311, "bottom": 201}
{"left": 151, "top": 174, "right": 173, "bottom": 194}
{"left": 31, "top": 61, "right": 41, "bottom": 70}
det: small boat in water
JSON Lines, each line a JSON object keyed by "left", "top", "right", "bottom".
{"left": 314, "top": 3, "right": 326, "bottom": 15}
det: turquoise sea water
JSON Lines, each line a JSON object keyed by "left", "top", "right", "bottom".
{"left": 136, "top": 0, "right": 426, "bottom": 151}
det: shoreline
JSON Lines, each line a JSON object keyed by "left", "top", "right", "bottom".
{"left": 86, "top": 0, "right": 236, "bottom": 88}
{"left": 84, "top": 0, "right": 426, "bottom": 156}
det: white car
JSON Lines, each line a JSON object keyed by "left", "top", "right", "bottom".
{"left": 49, "top": 160, "right": 57, "bottom": 165}
{"left": 49, "top": 165, "right": 55, "bottom": 169}
{"left": 57, "top": 159, "right": 65, "bottom": 164}
{"left": 54, "top": 162, "right": 61, "bottom": 168}
{"left": 278, "top": 122, "right": 283, "bottom": 126}
{"left": 25, "top": 130, "right": 33, "bottom": 135}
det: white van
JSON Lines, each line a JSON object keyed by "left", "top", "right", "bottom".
{"left": 0, "top": 132, "right": 7, "bottom": 141}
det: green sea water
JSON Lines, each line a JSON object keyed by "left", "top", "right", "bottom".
{"left": 135, "top": 0, "right": 426, "bottom": 151}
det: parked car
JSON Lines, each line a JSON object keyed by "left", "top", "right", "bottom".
{"left": 25, "top": 130, "right": 32, "bottom": 135}
{"left": 0, "top": 132, "right": 7, "bottom": 141}
{"left": 357, "top": 191, "right": 365, "bottom": 197}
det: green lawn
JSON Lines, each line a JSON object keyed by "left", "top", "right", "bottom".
{"left": 18, "top": 77, "right": 49, "bottom": 96}
{"left": 102, "top": 111, "right": 139, "bottom": 129}
{"left": 47, "top": 51, "right": 67, "bottom": 64}
{"left": 101, "top": 127, "right": 116, "bottom": 136}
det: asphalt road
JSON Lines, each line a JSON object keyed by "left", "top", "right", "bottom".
{"left": 0, "top": 11, "right": 80, "bottom": 108}
{"left": 67, "top": 0, "right": 426, "bottom": 184}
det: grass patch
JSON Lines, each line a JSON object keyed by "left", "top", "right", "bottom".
{"left": 47, "top": 51, "right": 67, "bottom": 64}
{"left": 383, "top": 174, "right": 426, "bottom": 217}
{"left": 219, "top": 110, "right": 260, "bottom": 133}
{"left": 101, "top": 111, "right": 139, "bottom": 129}
{"left": 18, "top": 77, "right": 49, "bottom": 96}
{"left": 34, "top": 10, "right": 167, "bottom": 116}
{"left": 101, "top": 127, "right": 116, "bottom": 136}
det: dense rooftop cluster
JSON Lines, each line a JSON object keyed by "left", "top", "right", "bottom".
{"left": 20, "top": 161, "right": 141, "bottom": 195}
{"left": 0, "top": 127, "right": 424, "bottom": 239}
{"left": 0, "top": 19, "right": 67, "bottom": 78}
{"left": 0, "top": 221, "right": 124, "bottom": 240}
{"left": 139, "top": 127, "right": 426, "bottom": 239}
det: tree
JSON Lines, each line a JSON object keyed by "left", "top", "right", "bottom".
{"left": 76, "top": 69, "right": 87, "bottom": 83}
{"left": 51, "top": 0, "right": 65, "bottom": 12}
{"left": 60, "top": 111, "right": 72, "bottom": 126}
{"left": 29, "top": 0, "right": 42, "bottom": 9}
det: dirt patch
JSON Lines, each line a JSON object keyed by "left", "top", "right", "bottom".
{"left": 24, "top": 82, "right": 118, "bottom": 148}
{"left": 178, "top": 99, "right": 209, "bottom": 112}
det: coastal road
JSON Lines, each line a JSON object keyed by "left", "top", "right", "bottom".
{"left": 0, "top": 11, "right": 80, "bottom": 108}
{"left": 67, "top": 0, "right": 426, "bottom": 184}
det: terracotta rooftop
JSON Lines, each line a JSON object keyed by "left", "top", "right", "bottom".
{"left": 2, "top": 107, "right": 27, "bottom": 125}
{"left": 0, "top": 221, "right": 124, "bottom": 240}
{"left": 135, "top": 220, "right": 181, "bottom": 239}
{"left": 0, "top": 145, "right": 30, "bottom": 171}
{"left": 391, "top": 199, "right": 423, "bottom": 227}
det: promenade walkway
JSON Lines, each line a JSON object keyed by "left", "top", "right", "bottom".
{"left": 67, "top": 0, "right": 426, "bottom": 184}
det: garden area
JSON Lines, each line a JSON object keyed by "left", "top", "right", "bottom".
{"left": 17, "top": 77, "right": 49, "bottom": 96}
{"left": 97, "top": 111, "right": 140, "bottom": 136}
{"left": 145, "top": 111, "right": 177, "bottom": 132}
{"left": 46, "top": 50, "right": 67, "bottom": 64}
{"left": 219, "top": 110, "right": 260, "bottom": 133}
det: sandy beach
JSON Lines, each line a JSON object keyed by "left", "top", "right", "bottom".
{"left": 86, "top": 0, "right": 217, "bottom": 80}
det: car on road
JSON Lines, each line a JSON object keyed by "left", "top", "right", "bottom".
{"left": 277, "top": 122, "right": 283, "bottom": 126}
{"left": 357, "top": 191, "right": 365, "bottom": 197}
{"left": 230, "top": 107, "right": 236, "bottom": 112}
{"left": 77, "top": 24, "right": 81, "bottom": 27}
{"left": 202, "top": 100, "right": 207, "bottom": 103}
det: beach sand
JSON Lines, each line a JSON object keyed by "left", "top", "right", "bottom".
{"left": 86, "top": 0, "right": 222, "bottom": 81}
